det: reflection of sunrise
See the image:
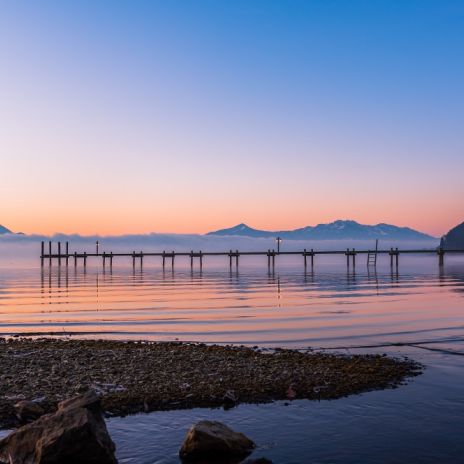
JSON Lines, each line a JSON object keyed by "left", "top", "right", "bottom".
{"left": 1, "top": 261, "right": 463, "bottom": 347}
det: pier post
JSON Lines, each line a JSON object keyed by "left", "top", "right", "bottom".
{"left": 58, "top": 242, "right": 62, "bottom": 266}
{"left": 272, "top": 250, "right": 275, "bottom": 268}
{"left": 236, "top": 250, "right": 239, "bottom": 268}
{"left": 162, "top": 251, "right": 166, "bottom": 268}
{"left": 49, "top": 241, "right": 52, "bottom": 266}
{"left": 311, "top": 249, "right": 314, "bottom": 267}
{"left": 65, "top": 242, "right": 69, "bottom": 266}
{"left": 83, "top": 252, "right": 87, "bottom": 268}
{"left": 41, "top": 241, "right": 44, "bottom": 267}
{"left": 140, "top": 251, "right": 144, "bottom": 268}
{"left": 438, "top": 248, "right": 445, "bottom": 266}
{"left": 346, "top": 249, "right": 350, "bottom": 267}
{"left": 172, "top": 251, "right": 175, "bottom": 268}
{"left": 190, "top": 251, "right": 193, "bottom": 268}
{"left": 132, "top": 251, "right": 135, "bottom": 268}
{"left": 110, "top": 252, "right": 113, "bottom": 268}
{"left": 74, "top": 252, "right": 77, "bottom": 267}
{"left": 200, "top": 251, "right": 203, "bottom": 269}
{"left": 390, "top": 248, "right": 393, "bottom": 267}
{"left": 267, "top": 250, "right": 271, "bottom": 268}
{"left": 352, "top": 249, "right": 356, "bottom": 268}
{"left": 103, "top": 252, "right": 106, "bottom": 268}
{"left": 229, "top": 250, "right": 232, "bottom": 269}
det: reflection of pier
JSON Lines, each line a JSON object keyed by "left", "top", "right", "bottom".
{"left": 40, "top": 241, "right": 462, "bottom": 270}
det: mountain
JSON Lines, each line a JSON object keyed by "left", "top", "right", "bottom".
{"left": 0, "top": 225, "right": 12, "bottom": 234}
{"left": 207, "top": 220, "right": 436, "bottom": 241}
{"left": 440, "top": 221, "right": 464, "bottom": 250}
{"left": 207, "top": 223, "right": 276, "bottom": 238}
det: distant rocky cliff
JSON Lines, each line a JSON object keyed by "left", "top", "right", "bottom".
{"left": 440, "top": 222, "right": 464, "bottom": 250}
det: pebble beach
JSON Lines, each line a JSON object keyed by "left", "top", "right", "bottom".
{"left": 0, "top": 338, "right": 421, "bottom": 429}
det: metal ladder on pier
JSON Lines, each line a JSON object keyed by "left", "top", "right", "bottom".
{"left": 367, "top": 239, "right": 379, "bottom": 267}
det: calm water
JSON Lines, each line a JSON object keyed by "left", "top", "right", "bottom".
{"left": 1, "top": 249, "right": 464, "bottom": 463}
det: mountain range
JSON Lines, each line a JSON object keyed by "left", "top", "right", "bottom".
{"left": 207, "top": 220, "right": 436, "bottom": 241}
{"left": 0, "top": 220, "right": 440, "bottom": 241}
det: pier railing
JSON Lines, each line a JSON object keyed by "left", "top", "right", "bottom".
{"left": 40, "top": 241, "right": 464, "bottom": 269}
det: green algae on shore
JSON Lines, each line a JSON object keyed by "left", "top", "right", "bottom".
{"left": 0, "top": 338, "right": 421, "bottom": 428}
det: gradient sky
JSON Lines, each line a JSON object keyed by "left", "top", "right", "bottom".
{"left": 1, "top": 1, "right": 463, "bottom": 236}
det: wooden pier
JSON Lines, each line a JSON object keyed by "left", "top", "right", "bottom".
{"left": 40, "top": 241, "right": 464, "bottom": 270}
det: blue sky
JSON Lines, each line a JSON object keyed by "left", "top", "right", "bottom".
{"left": 1, "top": 1, "right": 463, "bottom": 235}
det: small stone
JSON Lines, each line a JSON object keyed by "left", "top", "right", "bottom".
{"left": 179, "top": 420, "right": 255, "bottom": 459}
{"left": 223, "top": 389, "right": 237, "bottom": 405}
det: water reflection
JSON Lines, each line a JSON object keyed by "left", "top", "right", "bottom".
{"left": 0, "top": 261, "right": 463, "bottom": 351}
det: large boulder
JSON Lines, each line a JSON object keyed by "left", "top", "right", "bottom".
{"left": 180, "top": 420, "right": 255, "bottom": 461}
{"left": 0, "top": 392, "right": 116, "bottom": 464}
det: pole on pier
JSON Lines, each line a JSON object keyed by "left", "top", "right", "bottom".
{"left": 272, "top": 250, "right": 275, "bottom": 268}
{"left": 83, "top": 252, "right": 87, "bottom": 267}
{"left": 74, "top": 252, "right": 77, "bottom": 267}
{"left": 390, "top": 248, "right": 393, "bottom": 267}
{"left": 190, "top": 251, "right": 193, "bottom": 268}
{"left": 200, "top": 251, "right": 203, "bottom": 269}
{"left": 162, "top": 251, "right": 166, "bottom": 268}
{"left": 41, "top": 241, "right": 44, "bottom": 267}
{"left": 110, "top": 252, "right": 113, "bottom": 268}
{"left": 276, "top": 237, "right": 282, "bottom": 254}
{"left": 103, "top": 252, "right": 106, "bottom": 268}
{"left": 346, "top": 249, "right": 350, "bottom": 268}
{"left": 311, "top": 249, "right": 314, "bottom": 268}
{"left": 229, "top": 250, "right": 232, "bottom": 269}
{"left": 58, "top": 242, "right": 62, "bottom": 266}
{"left": 267, "top": 250, "right": 271, "bottom": 268}
{"left": 49, "top": 241, "right": 52, "bottom": 266}
{"left": 140, "top": 251, "right": 143, "bottom": 268}
{"left": 132, "top": 251, "right": 135, "bottom": 268}
{"left": 65, "top": 242, "right": 69, "bottom": 266}
{"left": 352, "top": 249, "right": 356, "bottom": 268}
{"left": 236, "top": 250, "right": 239, "bottom": 268}
{"left": 172, "top": 251, "right": 175, "bottom": 268}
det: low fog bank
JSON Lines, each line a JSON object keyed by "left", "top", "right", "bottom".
{"left": 0, "top": 232, "right": 439, "bottom": 255}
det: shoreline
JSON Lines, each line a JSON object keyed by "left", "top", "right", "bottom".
{"left": 0, "top": 338, "right": 421, "bottom": 429}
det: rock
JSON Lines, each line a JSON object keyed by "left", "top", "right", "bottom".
{"left": 15, "top": 401, "right": 45, "bottom": 424}
{"left": 180, "top": 420, "right": 255, "bottom": 460}
{"left": 58, "top": 389, "right": 100, "bottom": 412}
{"left": 223, "top": 390, "right": 237, "bottom": 407}
{"left": 0, "top": 392, "right": 116, "bottom": 464}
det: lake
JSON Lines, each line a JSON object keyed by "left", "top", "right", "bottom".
{"left": 0, "top": 241, "right": 463, "bottom": 463}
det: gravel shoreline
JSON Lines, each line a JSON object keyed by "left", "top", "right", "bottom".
{"left": 0, "top": 338, "right": 421, "bottom": 429}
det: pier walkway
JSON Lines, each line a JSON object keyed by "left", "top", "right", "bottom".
{"left": 40, "top": 241, "right": 464, "bottom": 269}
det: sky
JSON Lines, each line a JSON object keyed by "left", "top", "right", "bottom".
{"left": 1, "top": 0, "right": 463, "bottom": 237}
